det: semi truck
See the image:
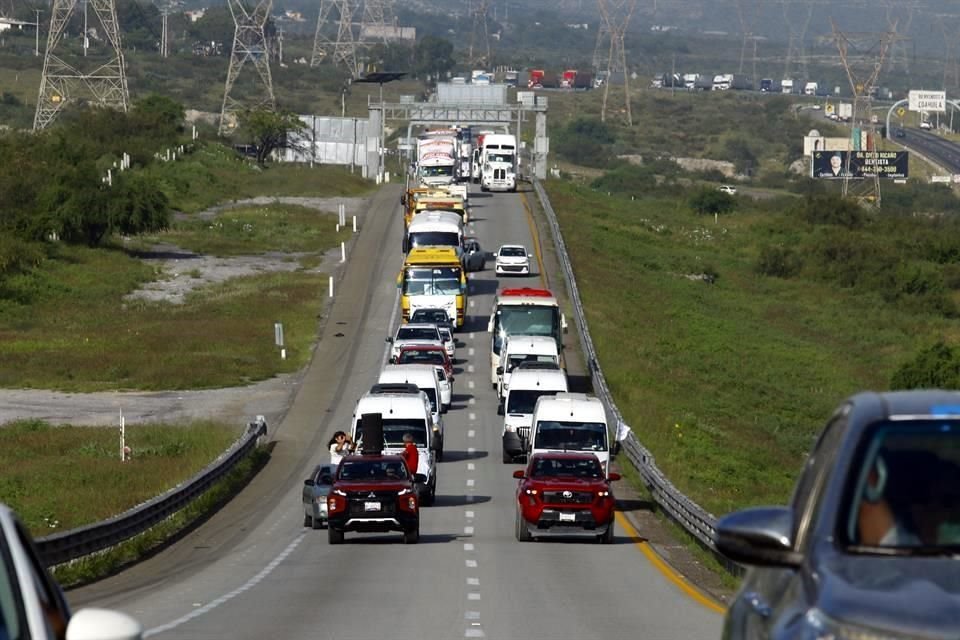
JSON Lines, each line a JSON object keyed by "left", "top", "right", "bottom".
{"left": 480, "top": 133, "right": 518, "bottom": 192}
{"left": 416, "top": 134, "right": 457, "bottom": 187}
{"left": 804, "top": 81, "right": 818, "bottom": 96}
{"left": 781, "top": 78, "right": 795, "bottom": 94}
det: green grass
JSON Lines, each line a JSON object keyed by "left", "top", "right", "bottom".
{"left": 143, "top": 143, "right": 373, "bottom": 214}
{"left": 0, "top": 420, "right": 239, "bottom": 535}
{"left": 547, "top": 180, "right": 956, "bottom": 515}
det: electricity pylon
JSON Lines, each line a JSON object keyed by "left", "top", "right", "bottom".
{"left": 33, "top": 0, "right": 129, "bottom": 130}
{"left": 468, "top": 0, "right": 491, "bottom": 67}
{"left": 781, "top": 0, "right": 813, "bottom": 80}
{"left": 597, "top": 0, "right": 638, "bottom": 126}
{"left": 311, "top": 0, "right": 357, "bottom": 73}
{"left": 219, "top": 0, "right": 276, "bottom": 135}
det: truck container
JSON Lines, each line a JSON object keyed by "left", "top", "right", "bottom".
{"left": 729, "top": 74, "right": 753, "bottom": 91}
{"left": 573, "top": 71, "right": 594, "bottom": 90}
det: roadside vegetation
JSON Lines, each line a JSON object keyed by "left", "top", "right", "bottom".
{"left": 547, "top": 177, "right": 960, "bottom": 515}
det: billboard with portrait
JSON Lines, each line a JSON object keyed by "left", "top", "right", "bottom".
{"left": 811, "top": 151, "right": 909, "bottom": 179}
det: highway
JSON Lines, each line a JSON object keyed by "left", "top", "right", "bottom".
{"left": 68, "top": 183, "right": 722, "bottom": 639}
{"left": 894, "top": 127, "right": 960, "bottom": 174}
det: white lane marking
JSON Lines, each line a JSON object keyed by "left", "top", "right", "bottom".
{"left": 467, "top": 447, "right": 476, "bottom": 454}
{"left": 465, "top": 611, "right": 481, "bottom": 621}
{"left": 465, "top": 510, "right": 475, "bottom": 518}
{"left": 467, "top": 364, "right": 475, "bottom": 374}
{"left": 144, "top": 534, "right": 305, "bottom": 638}
{"left": 468, "top": 593, "right": 481, "bottom": 601}
{"left": 467, "top": 577, "right": 480, "bottom": 586}
{"left": 467, "top": 463, "right": 475, "bottom": 471}
{"left": 464, "top": 526, "right": 475, "bottom": 535}
{"left": 468, "top": 347, "right": 476, "bottom": 357}
{"left": 466, "top": 479, "right": 475, "bottom": 487}
{"left": 469, "top": 332, "right": 475, "bottom": 340}
{"left": 466, "top": 559, "right": 478, "bottom": 568}
{"left": 467, "top": 429, "right": 476, "bottom": 438}
{"left": 468, "top": 397, "right": 476, "bottom": 405}
{"left": 469, "top": 299, "right": 475, "bottom": 308}
{"left": 464, "top": 543, "right": 475, "bottom": 551}
{"left": 468, "top": 380, "right": 475, "bottom": 390}
{"left": 468, "top": 412, "right": 477, "bottom": 421}
{"left": 466, "top": 629, "right": 485, "bottom": 638}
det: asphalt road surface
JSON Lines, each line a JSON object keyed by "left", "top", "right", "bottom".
{"left": 70, "top": 184, "right": 723, "bottom": 640}
{"left": 894, "top": 127, "right": 960, "bottom": 174}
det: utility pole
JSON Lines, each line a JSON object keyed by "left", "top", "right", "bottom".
{"left": 597, "top": 0, "right": 638, "bottom": 126}
{"left": 34, "top": 0, "right": 130, "bottom": 130}
{"left": 34, "top": 9, "right": 40, "bottom": 56}
{"left": 468, "top": 0, "right": 491, "bottom": 68}
{"left": 83, "top": 0, "right": 88, "bottom": 56}
{"left": 277, "top": 23, "right": 283, "bottom": 64}
{"left": 219, "top": 0, "right": 276, "bottom": 135}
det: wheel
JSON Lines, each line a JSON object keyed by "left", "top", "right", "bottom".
{"left": 515, "top": 509, "right": 532, "bottom": 541}
{"left": 502, "top": 448, "right": 513, "bottom": 464}
{"left": 599, "top": 522, "right": 615, "bottom": 544}
{"left": 436, "top": 446, "right": 444, "bottom": 463}
{"left": 312, "top": 514, "right": 324, "bottom": 530}
{"left": 303, "top": 512, "right": 312, "bottom": 528}
{"left": 403, "top": 524, "right": 420, "bottom": 544}
{"left": 328, "top": 526, "right": 344, "bottom": 545}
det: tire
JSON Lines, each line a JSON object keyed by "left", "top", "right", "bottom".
{"left": 328, "top": 526, "right": 344, "bottom": 545}
{"left": 312, "top": 514, "right": 324, "bottom": 530}
{"left": 436, "top": 446, "right": 444, "bottom": 463}
{"left": 502, "top": 448, "right": 513, "bottom": 464}
{"left": 403, "top": 524, "right": 420, "bottom": 544}
{"left": 515, "top": 509, "right": 532, "bottom": 542}
{"left": 599, "top": 522, "right": 615, "bottom": 544}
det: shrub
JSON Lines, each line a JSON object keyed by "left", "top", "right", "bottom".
{"left": 756, "top": 244, "right": 802, "bottom": 278}
{"left": 688, "top": 187, "right": 735, "bottom": 216}
{"left": 890, "top": 341, "right": 960, "bottom": 390}
{"left": 554, "top": 117, "right": 617, "bottom": 168}
{"left": 797, "top": 195, "right": 865, "bottom": 229}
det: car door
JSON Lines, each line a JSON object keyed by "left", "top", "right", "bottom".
{"left": 731, "top": 410, "right": 848, "bottom": 640}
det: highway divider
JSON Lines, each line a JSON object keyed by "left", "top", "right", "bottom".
{"left": 36, "top": 417, "right": 268, "bottom": 568}
{"left": 531, "top": 179, "right": 741, "bottom": 575}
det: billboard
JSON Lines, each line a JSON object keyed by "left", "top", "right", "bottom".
{"left": 812, "top": 151, "right": 909, "bottom": 179}
{"left": 908, "top": 90, "right": 946, "bottom": 113}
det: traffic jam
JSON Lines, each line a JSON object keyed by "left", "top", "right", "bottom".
{"left": 303, "top": 126, "right": 620, "bottom": 545}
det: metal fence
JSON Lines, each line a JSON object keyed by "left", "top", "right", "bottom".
{"left": 36, "top": 417, "right": 268, "bottom": 568}
{"left": 531, "top": 179, "right": 733, "bottom": 564}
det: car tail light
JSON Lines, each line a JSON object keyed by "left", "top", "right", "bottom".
{"left": 327, "top": 496, "right": 341, "bottom": 513}
{"left": 407, "top": 496, "right": 417, "bottom": 510}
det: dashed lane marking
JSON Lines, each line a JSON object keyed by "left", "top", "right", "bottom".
{"left": 468, "top": 347, "right": 476, "bottom": 357}
{"left": 464, "top": 526, "right": 474, "bottom": 535}
{"left": 466, "top": 479, "right": 475, "bottom": 487}
{"left": 466, "top": 559, "right": 478, "bottom": 568}
{"left": 467, "top": 463, "right": 475, "bottom": 471}
{"left": 468, "top": 429, "right": 476, "bottom": 438}
{"left": 464, "top": 543, "right": 475, "bottom": 551}
{"left": 466, "top": 510, "right": 475, "bottom": 518}
{"left": 467, "top": 577, "right": 479, "bottom": 586}
{"left": 467, "top": 593, "right": 481, "bottom": 601}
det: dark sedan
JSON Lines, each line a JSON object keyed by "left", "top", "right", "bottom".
{"left": 716, "top": 390, "right": 960, "bottom": 640}
{"left": 463, "top": 237, "right": 486, "bottom": 272}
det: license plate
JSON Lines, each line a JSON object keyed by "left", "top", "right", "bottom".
{"left": 364, "top": 501, "right": 381, "bottom": 512}
{"left": 559, "top": 512, "right": 576, "bottom": 522}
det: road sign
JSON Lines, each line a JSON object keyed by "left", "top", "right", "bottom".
{"left": 908, "top": 90, "right": 946, "bottom": 113}
{"left": 896, "top": 106, "right": 906, "bottom": 117}
{"left": 825, "top": 103, "right": 835, "bottom": 116}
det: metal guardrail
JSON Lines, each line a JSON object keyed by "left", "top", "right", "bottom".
{"left": 531, "top": 179, "right": 725, "bottom": 558}
{"left": 36, "top": 417, "right": 268, "bottom": 568}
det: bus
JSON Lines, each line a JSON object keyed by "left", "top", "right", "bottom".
{"left": 487, "top": 287, "right": 567, "bottom": 387}
{"left": 399, "top": 247, "right": 467, "bottom": 329}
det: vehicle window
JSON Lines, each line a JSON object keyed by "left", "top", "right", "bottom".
{"left": 507, "top": 390, "right": 559, "bottom": 415}
{"left": 397, "top": 327, "right": 439, "bottom": 341}
{"left": 506, "top": 354, "right": 557, "bottom": 372}
{"left": 15, "top": 521, "right": 69, "bottom": 640}
{"left": 398, "top": 351, "right": 444, "bottom": 366}
{"left": 531, "top": 457, "right": 602, "bottom": 479}
{"left": 0, "top": 532, "right": 26, "bottom": 640}
{"left": 402, "top": 267, "right": 462, "bottom": 297}
{"left": 338, "top": 459, "right": 409, "bottom": 480}
{"left": 792, "top": 412, "right": 846, "bottom": 545}
{"left": 355, "top": 418, "right": 428, "bottom": 448}
{"left": 500, "top": 247, "right": 525, "bottom": 257}
{"left": 408, "top": 231, "right": 459, "bottom": 249}
{"left": 533, "top": 421, "right": 607, "bottom": 452}
{"left": 841, "top": 420, "right": 960, "bottom": 550}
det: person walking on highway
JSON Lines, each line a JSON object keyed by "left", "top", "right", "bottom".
{"left": 402, "top": 433, "right": 419, "bottom": 477}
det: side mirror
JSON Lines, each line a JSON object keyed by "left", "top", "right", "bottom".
{"left": 414, "top": 473, "right": 428, "bottom": 484}
{"left": 304, "top": 479, "right": 315, "bottom": 487}
{"left": 512, "top": 470, "right": 525, "bottom": 479}
{"left": 497, "top": 403, "right": 504, "bottom": 416}
{"left": 487, "top": 316, "right": 495, "bottom": 333}
{"left": 496, "top": 366, "right": 504, "bottom": 376}
{"left": 714, "top": 506, "right": 803, "bottom": 568}
{"left": 385, "top": 336, "right": 393, "bottom": 343}
{"left": 401, "top": 194, "right": 407, "bottom": 204}
{"left": 561, "top": 314, "right": 569, "bottom": 333}
{"left": 607, "top": 472, "right": 621, "bottom": 481}
{"left": 66, "top": 608, "right": 143, "bottom": 640}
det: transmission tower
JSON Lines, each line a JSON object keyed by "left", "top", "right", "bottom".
{"left": 33, "top": 0, "right": 129, "bottom": 130}
{"left": 883, "top": 0, "right": 916, "bottom": 75}
{"left": 830, "top": 20, "right": 900, "bottom": 208}
{"left": 939, "top": 18, "right": 960, "bottom": 92}
{"left": 468, "top": 0, "right": 491, "bottom": 67}
{"left": 734, "top": 0, "right": 763, "bottom": 78}
{"left": 592, "top": 21, "right": 610, "bottom": 73}
{"left": 781, "top": 0, "right": 813, "bottom": 80}
{"left": 360, "top": 0, "right": 396, "bottom": 45}
{"left": 311, "top": 0, "right": 358, "bottom": 73}
{"left": 219, "top": 0, "right": 276, "bottom": 136}
{"left": 597, "top": 0, "right": 638, "bottom": 126}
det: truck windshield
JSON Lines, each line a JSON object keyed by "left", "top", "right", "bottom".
{"left": 355, "top": 419, "right": 428, "bottom": 447}
{"left": 422, "top": 166, "right": 454, "bottom": 177}
{"left": 403, "top": 267, "right": 462, "bottom": 296}
{"left": 487, "top": 152, "right": 514, "bottom": 163}
{"left": 534, "top": 421, "right": 608, "bottom": 452}
{"left": 409, "top": 232, "right": 460, "bottom": 249}
{"left": 493, "top": 306, "right": 560, "bottom": 355}
{"left": 506, "top": 389, "right": 560, "bottom": 415}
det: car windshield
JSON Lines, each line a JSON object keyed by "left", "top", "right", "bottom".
{"left": 530, "top": 457, "right": 603, "bottom": 479}
{"left": 411, "top": 310, "right": 448, "bottom": 325}
{"left": 507, "top": 389, "right": 560, "bottom": 415}
{"left": 506, "top": 354, "right": 557, "bottom": 372}
{"left": 397, "top": 327, "right": 439, "bottom": 341}
{"left": 402, "top": 267, "right": 462, "bottom": 296}
{"left": 398, "top": 350, "right": 445, "bottom": 366}
{"left": 843, "top": 420, "right": 960, "bottom": 551}
{"left": 533, "top": 421, "right": 608, "bottom": 452}
{"left": 500, "top": 247, "right": 525, "bottom": 257}
{"left": 354, "top": 418, "right": 428, "bottom": 448}
{"left": 408, "top": 231, "right": 460, "bottom": 249}
{"left": 337, "top": 459, "right": 410, "bottom": 481}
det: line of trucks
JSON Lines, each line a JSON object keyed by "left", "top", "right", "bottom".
{"left": 654, "top": 72, "right": 830, "bottom": 96}
{"left": 412, "top": 127, "right": 519, "bottom": 193}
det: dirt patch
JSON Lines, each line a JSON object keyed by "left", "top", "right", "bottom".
{"left": 0, "top": 196, "right": 369, "bottom": 430}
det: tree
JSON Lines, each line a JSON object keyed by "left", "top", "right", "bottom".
{"left": 689, "top": 187, "right": 735, "bottom": 216}
{"left": 241, "top": 109, "right": 307, "bottom": 165}
{"left": 412, "top": 36, "right": 455, "bottom": 80}
{"left": 723, "top": 137, "right": 758, "bottom": 175}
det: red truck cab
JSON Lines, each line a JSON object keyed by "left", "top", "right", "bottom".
{"left": 513, "top": 452, "right": 619, "bottom": 543}
{"left": 528, "top": 70, "right": 545, "bottom": 88}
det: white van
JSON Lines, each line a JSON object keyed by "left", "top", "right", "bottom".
{"left": 377, "top": 365, "right": 445, "bottom": 457}
{"left": 496, "top": 334, "right": 561, "bottom": 401}
{"left": 499, "top": 367, "right": 568, "bottom": 463}
{"left": 528, "top": 393, "right": 610, "bottom": 471}
{"left": 350, "top": 387, "right": 438, "bottom": 504}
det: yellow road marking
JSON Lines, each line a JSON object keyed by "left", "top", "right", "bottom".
{"left": 520, "top": 191, "right": 548, "bottom": 288}
{"left": 615, "top": 511, "right": 727, "bottom": 614}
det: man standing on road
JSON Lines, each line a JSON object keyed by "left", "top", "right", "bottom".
{"left": 402, "top": 433, "right": 419, "bottom": 477}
